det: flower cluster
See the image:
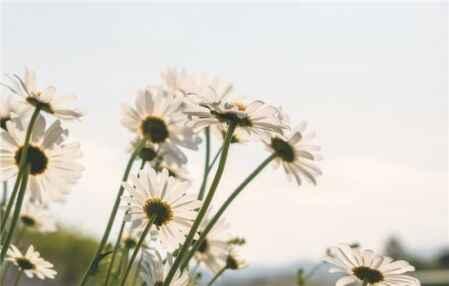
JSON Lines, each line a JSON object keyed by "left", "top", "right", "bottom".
{"left": 1, "top": 66, "right": 420, "bottom": 286}
{"left": 0, "top": 68, "right": 84, "bottom": 283}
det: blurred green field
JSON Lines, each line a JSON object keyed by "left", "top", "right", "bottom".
{"left": 3, "top": 229, "right": 448, "bottom": 286}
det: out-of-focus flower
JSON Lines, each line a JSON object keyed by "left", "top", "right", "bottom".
{"left": 222, "top": 248, "right": 248, "bottom": 270}
{"left": 20, "top": 202, "right": 57, "bottom": 233}
{"left": 0, "top": 115, "right": 84, "bottom": 203}
{"left": 194, "top": 214, "right": 231, "bottom": 273}
{"left": 265, "top": 121, "right": 321, "bottom": 186}
{"left": 141, "top": 249, "right": 190, "bottom": 286}
{"left": 324, "top": 244, "right": 420, "bottom": 286}
{"left": 161, "top": 68, "right": 233, "bottom": 105}
{"left": 0, "top": 95, "right": 20, "bottom": 131}
{"left": 121, "top": 167, "right": 201, "bottom": 251}
{"left": 11, "top": 68, "right": 82, "bottom": 120}
{"left": 6, "top": 244, "right": 57, "bottom": 280}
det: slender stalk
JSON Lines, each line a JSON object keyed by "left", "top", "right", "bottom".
{"left": 0, "top": 107, "right": 40, "bottom": 235}
{"left": 0, "top": 182, "right": 7, "bottom": 234}
{"left": 116, "top": 247, "right": 129, "bottom": 279}
{"left": 207, "top": 146, "right": 223, "bottom": 175}
{"left": 0, "top": 166, "right": 30, "bottom": 263}
{"left": 163, "top": 123, "right": 236, "bottom": 286}
{"left": 207, "top": 267, "right": 226, "bottom": 286}
{"left": 119, "top": 220, "right": 153, "bottom": 286}
{"left": 198, "top": 127, "right": 211, "bottom": 200}
{"left": 130, "top": 251, "right": 144, "bottom": 286}
{"left": 104, "top": 217, "right": 127, "bottom": 286}
{"left": 79, "top": 139, "right": 146, "bottom": 286}
{"left": 180, "top": 154, "right": 276, "bottom": 269}
{"left": 13, "top": 270, "right": 22, "bottom": 286}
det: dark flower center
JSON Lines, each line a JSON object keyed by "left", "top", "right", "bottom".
{"left": 143, "top": 198, "right": 173, "bottom": 227}
{"left": 271, "top": 137, "right": 295, "bottom": 162}
{"left": 211, "top": 110, "right": 252, "bottom": 127}
{"left": 123, "top": 237, "right": 137, "bottom": 249}
{"left": 141, "top": 117, "right": 169, "bottom": 143}
{"left": 16, "top": 258, "right": 35, "bottom": 270}
{"left": 197, "top": 239, "right": 209, "bottom": 253}
{"left": 15, "top": 145, "right": 48, "bottom": 175}
{"left": 20, "top": 215, "right": 36, "bottom": 227}
{"left": 154, "top": 282, "right": 164, "bottom": 286}
{"left": 26, "top": 96, "right": 53, "bottom": 114}
{"left": 139, "top": 147, "right": 158, "bottom": 162}
{"left": 353, "top": 266, "right": 384, "bottom": 284}
{"left": 226, "top": 255, "right": 239, "bottom": 270}
{"left": 0, "top": 116, "right": 10, "bottom": 131}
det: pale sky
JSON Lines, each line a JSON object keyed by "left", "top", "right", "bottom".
{"left": 1, "top": 2, "right": 447, "bottom": 267}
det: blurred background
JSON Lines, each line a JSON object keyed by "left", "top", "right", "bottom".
{"left": 1, "top": 1, "right": 447, "bottom": 285}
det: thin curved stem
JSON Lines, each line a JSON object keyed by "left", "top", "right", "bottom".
{"left": 119, "top": 220, "right": 154, "bottom": 286}
{"left": 207, "top": 146, "right": 223, "bottom": 175}
{"left": 104, "top": 217, "right": 127, "bottom": 286}
{"left": 207, "top": 267, "right": 226, "bottom": 286}
{"left": 0, "top": 107, "right": 40, "bottom": 236}
{"left": 0, "top": 181, "right": 7, "bottom": 230}
{"left": 0, "top": 166, "right": 30, "bottom": 263}
{"left": 180, "top": 154, "right": 276, "bottom": 269}
{"left": 130, "top": 251, "right": 144, "bottom": 286}
{"left": 163, "top": 123, "right": 236, "bottom": 286}
{"left": 198, "top": 127, "right": 211, "bottom": 200}
{"left": 79, "top": 139, "right": 146, "bottom": 286}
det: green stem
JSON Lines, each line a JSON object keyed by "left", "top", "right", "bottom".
{"left": 207, "top": 146, "right": 223, "bottom": 175}
{"left": 163, "top": 123, "right": 237, "bottom": 286}
{"left": 198, "top": 127, "right": 211, "bottom": 200}
{"left": 180, "top": 154, "right": 276, "bottom": 270}
{"left": 119, "top": 220, "right": 153, "bottom": 286}
{"left": 13, "top": 270, "right": 22, "bottom": 286}
{"left": 362, "top": 282, "right": 368, "bottom": 286}
{"left": 0, "top": 166, "right": 30, "bottom": 263}
{"left": 0, "top": 182, "right": 7, "bottom": 233}
{"left": 0, "top": 107, "right": 40, "bottom": 236}
{"left": 116, "top": 246, "right": 129, "bottom": 280}
{"left": 207, "top": 267, "right": 226, "bottom": 286}
{"left": 79, "top": 139, "right": 146, "bottom": 286}
{"left": 130, "top": 250, "right": 144, "bottom": 286}
{"left": 104, "top": 217, "right": 127, "bottom": 286}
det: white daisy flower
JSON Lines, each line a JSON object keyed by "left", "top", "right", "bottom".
{"left": 194, "top": 214, "right": 231, "bottom": 273}
{"left": 141, "top": 249, "right": 190, "bottom": 286}
{"left": 0, "top": 95, "right": 20, "bottom": 131}
{"left": 122, "top": 229, "right": 139, "bottom": 249}
{"left": 121, "top": 167, "right": 201, "bottom": 251}
{"left": 185, "top": 100, "right": 287, "bottom": 139}
{"left": 0, "top": 115, "right": 84, "bottom": 203}
{"left": 11, "top": 68, "right": 82, "bottom": 120}
{"left": 153, "top": 160, "right": 190, "bottom": 182}
{"left": 20, "top": 202, "right": 57, "bottom": 233}
{"left": 221, "top": 248, "right": 248, "bottom": 271}
{"left": 161, "top": 68, "right": 233, "bottom": 105}
{"left": 6, "top": 244, "right": 57, "bottom": 280}
{"left": 324, "top": 244, "right": 420, "bottom": 286}
{"left": 121, "top": 87, "right": 201, "bottom": 151}
{"left": 265, "top": 121, "right": 322, "bottom": 186}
